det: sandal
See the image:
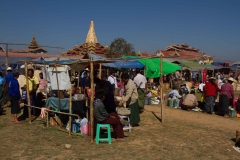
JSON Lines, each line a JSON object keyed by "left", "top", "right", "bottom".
{"left": 116, "top": 138, "right": 125, "bottom": 142}
{"left": 14, "top": 121, "right": 22, "bottom": 124}
{"left": 224, "top": 115, "right": 229, "bottom": 118}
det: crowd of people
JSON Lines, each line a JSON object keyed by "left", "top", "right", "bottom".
{"left": 1, "top": 65, "right": 239, "bottom": 140}
{"left": 167, "top": 70, "right": 239, "bottom": 118}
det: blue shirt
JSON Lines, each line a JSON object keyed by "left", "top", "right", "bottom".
{"left": 5, "top": 73, "right": 13, "bottom": 85}
{"left": 8, "top": 77, "right": 20, "bottom": 98}
{"left": 0, "top": 76, "right": 4, "bottom": 86}
{"left": 81, "top": 77, "right": 91, "bottom": 88}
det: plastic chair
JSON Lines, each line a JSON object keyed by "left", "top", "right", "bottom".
{"left": 95, "top": 124, "right": 112, "bottom": 144}
{"left": 119, "top": 115, "right": 131, "bottom": 132}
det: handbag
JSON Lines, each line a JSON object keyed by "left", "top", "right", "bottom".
{"left": 116, "top": 107, "right": 131, "bottom": 115}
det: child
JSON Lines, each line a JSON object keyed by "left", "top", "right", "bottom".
{"left": 38, "top": 73, "right": 47, "bottom": 93}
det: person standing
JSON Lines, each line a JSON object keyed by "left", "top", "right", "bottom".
{"left": 81, "top": 72, "right": 91, "bottom": 94}
{"left": 2, "top": 67, "right": 13, "bottom": 107}
{"left": 0, "top": 72, "right": 4, "bottom": 114}
{"left": 38, "top": 72, "right": 47, "bottom": 93}
{"left": 8, "top": 72, "right": 21, "bottom": 124}
{"left": 119, "top": 73, "right": 140, "bottom": 127}
{"left": 203, "top": 77, "right": 221, "bottom": 114}
{"left": 134, "top": 70, "right": 147, "bottom": 112}
{"left": 22, "top": 68, "right": 39, "bottom": 118}
{"left": 219, "top": 77, "right": 235, "bottom": 117}
{"left": 0, "top": 72, "right": 4, "bottom": 105}
{"left": 108, "top": 71, "right": 118, "bottom": 92}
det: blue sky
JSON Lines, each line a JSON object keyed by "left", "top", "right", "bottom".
{"left": 0, "top": 0, "right": 240, "bottom": 62}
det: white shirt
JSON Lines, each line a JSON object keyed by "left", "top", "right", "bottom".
{"left": 168, "top": 90, "right": 182, "bottom": 99}
{"left": 108, "top": 75, "right": 118, "bottom": 88}
{"left": 198, "top": 83, "right": 205, "bottom": 92}
{"left": 133, "top": 73, "right": 147, "bottom": 88}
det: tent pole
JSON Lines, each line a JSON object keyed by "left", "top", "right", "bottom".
{"left": 90, "top": 58, "right": 94, "bottom": 143}
{"left": 99, "top": 63, "right": 102, "bottom": 79}
{"left": 69, "top": 89, "right": 72, "bottom": 135}
{"left": 5, "top": 43, "right": 8, "bottom": 73}
{"left": 25, "top": 62, "right": 31, "bottom": 124}
{"left": 160, "top": 55, "right": 165, "bottom": 124}
{"left": 54, "top": 64, "right": 61, "bottom": 112}
{"left": 77, "top": 72, "right": 80, "bottom": 88}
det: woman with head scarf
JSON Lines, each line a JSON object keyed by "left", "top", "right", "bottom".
{"left": 219, "top": 77, "right": 235, "bottom": 117}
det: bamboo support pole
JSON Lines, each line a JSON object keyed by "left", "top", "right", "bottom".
{"left": 160, "top": 55, "right": 165, "bottom": 124}
{"left": 86, "top": 98, "right": 89, "bottom": 119}
{"left": 24, "top": 62, "right": 31, "bottom": 123}
{"left": 90, "top": 58, "right": 94, "bottom": 143}
{"left": 54, "top": 64, "right": 61, "bottom": 111}
{"left": 69, "top": 89, "right": 72, "bottom": 135}
{"left": 5, "top": 43, "right": 8, "bottom": 73}
{"left": 99, "top": 63, "right": 102, "bottom": 79}
{"left": 77, "top": 72, "right": 80, "bottom": 88}
{"left": 25, "top": 104, "right": 80, "bottom": 118}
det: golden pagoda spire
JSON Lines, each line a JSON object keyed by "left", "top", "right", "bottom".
{"left": 85, "top": 21, "right": 98, "bottom": 44}
{"left": 28, "top": 33, "right": 40, "bottom": 49}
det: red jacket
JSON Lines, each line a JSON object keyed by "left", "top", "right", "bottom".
{"left": 204, "top": 81, "right": 221, "bottom": 97}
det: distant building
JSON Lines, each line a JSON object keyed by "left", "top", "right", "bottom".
{"left": 62, "top": 21, "right": 108, "bottom": 56}
{"left": 10, "top": 34, "right": 47, "bottom": 53}
{"left": 0, "top": 46, "right": 5, "bottom": 52}
{"left": 156, "top": 44, "right": 214, "bottom": 64}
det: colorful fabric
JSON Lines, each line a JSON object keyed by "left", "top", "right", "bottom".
{"left": 204, "top": 96, "right": 215, "bottom": 113}
{"left": 220, "top": 82, "right": 234, "bottom": 99}
{"left": 218, "top": 94, "right": 229, "bottom": 115}
{"left": 127, "top": 101, "right": 140, "bottom": 125}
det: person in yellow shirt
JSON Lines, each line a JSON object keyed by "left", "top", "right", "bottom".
{"left": 22, "top": 68, "right": 39, "bottom": 118}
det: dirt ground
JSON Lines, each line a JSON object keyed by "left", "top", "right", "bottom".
{"left": 1, "top": 102, "right": 240, "bottom": 160}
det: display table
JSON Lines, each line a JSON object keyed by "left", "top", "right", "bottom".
{"left": 45, "top": 97, "right": 86, "bottom": 113}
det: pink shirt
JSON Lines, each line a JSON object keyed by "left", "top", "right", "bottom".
{"left": 39, "top": 79, "right": 47, "bottom": 90}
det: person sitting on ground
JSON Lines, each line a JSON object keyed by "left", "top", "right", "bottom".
{"left": 94, "top": 89, "right": 128, "bottom": 141}
{"left": 181, "top": 90, "right": 198, "bottom": 110}
{"left": 8, "top": 72, "right": 21, "bottom": 124}
{"left": 168, "top": 86, "right": 182, "bottom": 99}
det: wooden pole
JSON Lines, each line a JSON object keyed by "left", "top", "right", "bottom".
{"left": 5, "top": 43, "right": 8, "bottom": 73}
{"left": 99, "top": 63, "right": 102, "bottom": 79}
{"left": 160, "top": 55, "right": 165, "bottom": 124}
{"left": 77, "top": 72, "right": 80, "bottom": 88}
{"left": 25, "top": 104, "right": 80, "bottom": 118}
{"left": 69, "top": 89, "right": 72, "bottom": 135}
{"left": 54, "top": 64, "right": 61, "bottom": 111}
{"left": 25, "top": 62, "right": 31, "bottom": 123}
{"left": 90, "top": 58, "right": 94, "bottom": 143}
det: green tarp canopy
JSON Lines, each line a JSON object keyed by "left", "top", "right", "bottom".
{"left": 139, "top": 58, "right": 181, "bottom": 78}
{"left": 178, "top": 60, "right": 206, "bottom": 69}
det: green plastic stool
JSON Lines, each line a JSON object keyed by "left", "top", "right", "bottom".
{"left": 95, "top": 123, "right": 112, "bottom": 144}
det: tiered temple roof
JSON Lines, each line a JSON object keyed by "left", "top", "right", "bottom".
{"left": 28, "top": 34, "right": 47, "bottom": 53}
{"left": 62, "top": 21, "right": 108, "bottom": 56}
{"left": 11, "top": 34, "right": 47, "bottom": 53}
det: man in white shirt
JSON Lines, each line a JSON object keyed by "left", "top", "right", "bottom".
{"left": 134, "top": 70, "right": 147, "bottom": 112}
{"left": 198, "top": 81, "right": 205, "bottom": 93}
{"left": 108, "top": 71, "right": 118, "bottom": 92}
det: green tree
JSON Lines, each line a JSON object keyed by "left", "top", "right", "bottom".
{"left": 107, "top": 38, "right": 135, "bottom": 58}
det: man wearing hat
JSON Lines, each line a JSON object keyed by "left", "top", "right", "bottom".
{"left": 2, "top": 67, "right": 13, "bottom": 106}
{"left": 219, "top": 77, "right": 236, "bottom": 117}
